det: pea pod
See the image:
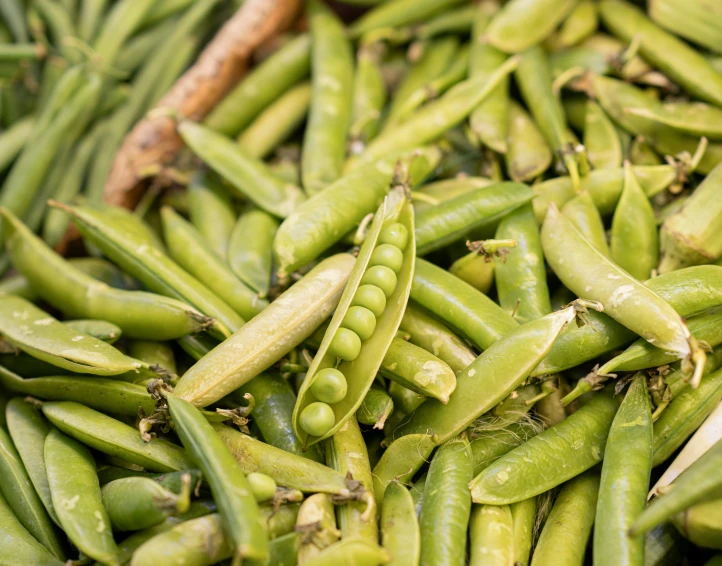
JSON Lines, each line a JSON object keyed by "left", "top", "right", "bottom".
{"left": 594, "top": 375, "right": 652, "bottom": 566}
{"left": 131, "top": 513, "right": 233, "bottom": 566}
{"left": 296, "top": 493, "right": 341, "bottom": 563}
{"left": 599, "top": 0, "right": 722, "bottom": 107}
{"left": 486, "top": 0, "right": 579, "bottom": 53}
{"left": 326, "top": 418, "right": 377, "bottom": 541}
{"left": 0, "top": 417, "right": 65, "bottom": 559}
{"left": 494, "top": 203, "right": 552, "bottom": 323}
{"left": 399, "top": 302, "right": 477, "bottom": 374}
{"left": 541, "top": 204, "right": 699, "bottom": 376}
{"left": 187, "top": 171, "right": 236, "bottom": 259}
{"left": 505, "top": 100, "right": 553, "bottom": 183}
{"left": 161, "top": 206, "right": 266, "bottom": 321}
{"left": 531, "top": 471, "right": 600, "bottom": 566}
{"left": 0, "top": 295, "right": 150, "bottom": 377}
{"left": 0, "top": 490, "right": 63, "bottom": 566}
{"left": 470, "top": 421, "right": 543, "bottom": 477}
{"left": 561, "top": 191, "right": 611, "bottom": 258}
{"left": 228, "top": 208, "right": 278, "bottom": 298}
{"left": 411, "top": 258, "right": 517, "bottom": 352}
{"left": 349, "top": 42, "right": 386, "bottom": 148}
{"left": 660, "top": 161, "right": 722, "bottom": 273}
{"left": 101, "top": 476, "right": 189, "bottom": 531}
{"left": 204, "top": 34, "right": 310, "bottom": 137}
{"left": 624, "top": 101, "right": 722, "bottom": 141}
{"left": 395, "top": 306, "right": 575, "bottom": 444}
{"left": 372, "top": 434, "right": 436, "bottom": 504}
{"left": 347, "top": 57, "right": 519, "bottom": 171}
{"left": 672, "top": 498, "right": 722, "bottom": 549}
{"left": 274, "top": 146, "right": 439, "bottom": 278}
{"left": 469, "top": 504, "right": 514, "bottom": 566}
{"left": 419, "top": 436, "right": 472, "bottom": 566}
{"left": 301, "top": 0, "right": 353, "bottom": 195}
{"left": 301, "top": 537, "right": 390, "bottom": 566}
{"left": 167, "top": 394, "right": 267, "bottom": 563}
{"left": 292, "top": 190, "right": 413, "bottom": 445}
{"left": 58, "top": 202, "right": 243, "bottom": 338}
{"left": 388, "top": 381, "right": 425, "bottom": 415}
{"left": 653, "top": 367, "right": 722, "bottom": 467}
{"left": 511, "top": 497, "right": 536, "bottom": 566}
{"left": 381, "top": 481, "right": 420, "bottom": 566}
{"left": 62, "top": 319, "right": 120, "bottom": 343}
{"left": 414, "top": 4, "right": 476, "bottom": 38}
{"left": 0, "top": 116, "right": 34, "bottom": 173}
{"left": 178, "top": 120, "right": 306, "bottom": 218}
{"left": 631, "top": 438, "right": 722, "bottom": 537}
{"left": 584, "top": 99, "right": 622, "bottom": 170}
{"left": 129, "top": 340, "right": 177, "bottom": 376}
{"left": 470, "top": 391, "right": 619, "bottom": 504}
{"left": 175, "top": 254, "right": 353, "bottom": 407}
{"left": 356, "top": 386, "right": 394, "bottom": 429}
{"left": 414, "top": 177, "right": 494, "bottom": 211}
{"left": 415, "top": 182, "right": 534, "bottom": 255}
{"left": 349, "top": 0, "right": 466, "bottom": 37}
{"left": 41, "top": 401, "right": 193, "bottom": 472}
{"left": 45, "top": 429, "right": 119, "bottom": 565}
{"left": 236, "top": 373, "right": 323, "bottom": 462}
{"left": 532, "top": 164, "right": 677, "bottom": 224}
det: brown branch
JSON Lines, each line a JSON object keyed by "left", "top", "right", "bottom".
{"left": 103, "top": 0, "right": 302, "bottom": 209}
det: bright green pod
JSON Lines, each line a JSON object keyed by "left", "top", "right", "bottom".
{"left": 673, "top": 497, "right": 722, "bottom": 549}
{"left": 187, "top": 171, "right": 236, "bottom": 259}
{"left": 347, "top": 57, "right": 518, "bottom": 171}
{"left": 505, "top": 100, "right": 553, "bottom": 182}
{"left": 610, "top": 162, "right": 659, "bottom": 279}
{"left": 470, "top": 391, "right": 619, "bottom": 504}
{"left": 625, "top": 100, "right": 722, "bottom": 141}
{"left": 486, "top": 0, "right": 579, "bottom": 53}
{"left": 178, "top": 120, "right": 306, "bottom": 218}
{"left": 238, "top": 81, "right": 311, "bottom": 159}
{"left": 494, "top": 203, "right": 552, "bottom": 323}
{"left": 372, "top": 434, "right": 436, "bottom": 504}
{"left": 175, "top": 253, "right": 354, "bottom": 408}
{"left": 561, "top": 191, "right": 611, "bottom": 258}
{"left": 660, "top": 161, "right": 722, "bottom": 272}
{"left": 274, "top": 146, "right": 439, "bottom": 278}
{"left": 413, "top": 176, "right": 494, "bottom": 212}
{"left": 349, "top": 0, "right": 466, "bottom": 38}
{"left": 419, "top": 436, "right": 473, "bottom": 566}
{"left": 45, "top": 429, "right": 119, "bottom": 565}
{"left": 293, "top": 190, "right": 414, "bottom": 447}
{"left": 415, "top": 181, "right": 534, "bottom": 255}
{"left": 349, "top": 43, "right": 387, "bottom": 148}
{"left": 511, "top": 497, "right": 536, "bottom": 566}
{"left": 0, "top": 490, "right": 62, "bottom": 566}
{"left": 630, "top": 135, "right": 662, "bottom": 166}
{"left": 0, "top": 417, "right": 65, "bottom": 559}
{"left": 414, "top": 4, "right": 476, "bottom": 38}
{"left": 396, "top": 307, "right": 575, "bottom": 444}
{"left": 62, "top": 319, "right": 121, "bottom": 343}
{"left": 630, "top": 438, "right": 722, "bottom": 537}
{"left": 381, "top": 481, "right": 420, "bottom": 566}
{"left": 101, "top": 477, "right": 188, "bottom": 531}
{"left": 594, "top": 375, "right": 652, "bottom": 566}
{"left": 90, "top": 0, "right": 154, "bottom": 67}
{"left": 325, "top": 418, "right": 377, "bottom": 542}
{"left": 399, "top": 302, "right": 477, "bottom": 374}
{"left": 41, "top": 401, "right": 193, "bottom": 472}
{"left": 295, "top": 493, "right": 340, "bottom": 563}
{"left": 227, "top": 208, "right": 278, "bottom": 298}
{"left": 301, "top": 0, "right": 353, "bottom": 195}
{"left": 448, "top": 244, "right": 497, "bottom": 295}
{"left": 470, "top": 422, "right": 543, "bottom": 477}
{"left": 0, "top": 115, "right": 34, "bottom": 173}
{"left": 599, "top": 0, "right": 722, "bottom": 107}
{"left": 128, "top": 340, "right": 177, "bottom": 376}
{"left": 59, "top": 203, "right": 243, "bottom": 338}
{"left": 531, "top": 471, "right": 600, "bottom": 566}
{"left": 469, "top": 2, "right": 509, "bottom": 154}
{"left": 356, "top": 386, "right": 394, "bottom": 429}
{"left": 167, "top": 394, "right": 267, "bottom": 563}
{"left": 554, "top": 0, "right": 599, "bottom": 48}
{"left": 5, "top": 398, "right": 59, "bottom": 527}
{"left": 469, "top": 504, "right": 514, "bottom": 566}
{"left": 214, "top": 423, "right": 351, "bottom": 495}
{"left": 584, "top": 99, "right": 622, "bottom": 170}
{"left": 161, "top": 206, "right": 266, "bottom": 321}
{"left": 652, "top": 367, "right": 722, "bottom": 467}
{"left": 0, "top": 295, "right": 148, "bottom": 377}
{"left": 532, "top": 164, "right": 677, "bottom": 224}
{"left": 298, "top": 537, "right": 390, "bottom": 566}
{"left": 204, "top": 34, "right": 311, "bottom": 137}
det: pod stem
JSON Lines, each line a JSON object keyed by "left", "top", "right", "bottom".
{"left": 688, "top": 338, "right": 707, "bottom": 389}
{"left": 525, "top": 378, "right": 559, "bottom": 406}
{"left": 466, "top": 239, "right": 517, "bottom": 261}
{"left": 561, "top": 365, "right": 617, "bottom": 407}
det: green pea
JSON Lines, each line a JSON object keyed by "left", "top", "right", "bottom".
{"left": 361, "top": 266, "right": 397, "bottom": 298}
{"left": 378, "top": 222, "right": 409, "bottom": 250}
{"left": 246, "top": 473, "right": 277, "bottom": 503}
{"left": 299, "top": 402, "right": 335, "bottom": 437}
{"left": 330, "top": 328, "right": 362, "bottom": 362}
{"left": 369, "top": 244, "right": 404, "bottom": 273}
{"left": 341, "top": 306, "right": 377, "bottom": 341}
{"left": 351, "top": 284, "right": 386, "bottom": 317}
{"left": 311, "top": 368, "right": 348, "bottom": 404}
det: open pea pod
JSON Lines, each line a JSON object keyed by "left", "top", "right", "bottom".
{"left": 293, "top": 187, "right": 415, "bottom": 447}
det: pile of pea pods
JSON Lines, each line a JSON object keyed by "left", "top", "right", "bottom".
{"left": 2, "top": 0, "right": 722, "bottom": 564}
